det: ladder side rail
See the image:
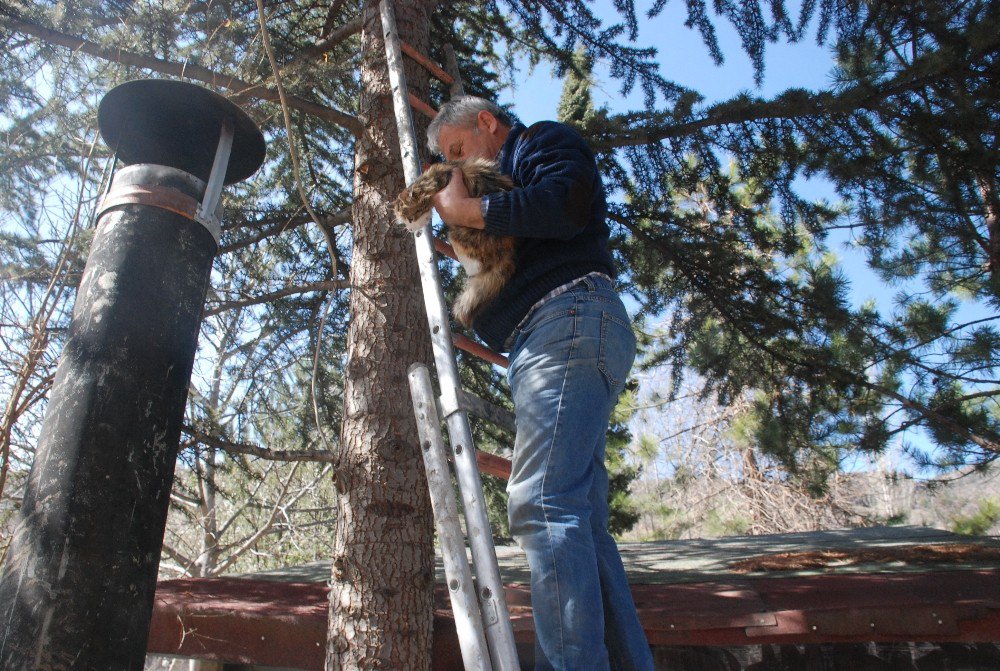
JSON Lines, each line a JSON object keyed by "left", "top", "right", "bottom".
{"left": 379, "top": 0, "right": 457, "bottom": 410}
{"left": 387, "top": 40, "right": 511, "bottom": 372}
{"left": 397, "top": 62, "right": 515, "bottom": 479}
{"left": 409, "top": 364, "right": 492, "bottom": 671}
{"left": 442, "top": 408, "right": 518, "bottom": 670}
{"left": 379, "top": 3, "right": 520, "bottom": 670}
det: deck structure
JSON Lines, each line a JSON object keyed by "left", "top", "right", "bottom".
{"left": 147, "top": 526, "right": 1000, "bottom": 669}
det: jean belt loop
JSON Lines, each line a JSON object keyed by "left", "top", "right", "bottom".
{"left": 582, "top": 274, "right": 596, "bottom": 292}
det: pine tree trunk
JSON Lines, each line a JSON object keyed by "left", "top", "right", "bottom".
{"left": 325, "top": 1, "right": 435, "bottom": 668}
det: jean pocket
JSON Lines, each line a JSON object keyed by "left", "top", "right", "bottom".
{"left": 598, "top": 310, "right": 636, "bottom": 392}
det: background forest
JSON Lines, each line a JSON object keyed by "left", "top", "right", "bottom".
{"left": 1, "top": 0, "right": 999, "bottom": 666}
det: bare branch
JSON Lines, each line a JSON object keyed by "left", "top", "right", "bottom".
{"left": 590, "top": 26, "right": 1000, "bottom": 151}
{"left": 185, "top": 425, "right": 337, "bottom": 463}
{"left": 220, "top": 207, "right": 352, "bottom": 255}
{"left": 293, "top": 17, "right": 363, "bottom": 67}
{"left": 203, "top": 279, "right": 349, "bottom": 317}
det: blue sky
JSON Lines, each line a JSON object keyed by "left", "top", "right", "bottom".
{"left": 498, "top": 0, "right": 835, "bottom": 116}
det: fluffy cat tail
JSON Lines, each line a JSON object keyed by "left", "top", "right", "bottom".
{"left": 453, "top": 253, "right": 517, "bottom": 328}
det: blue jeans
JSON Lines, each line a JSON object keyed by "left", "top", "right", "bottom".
{"left": 505, "top": 275, "right": 654, "bottom": 671}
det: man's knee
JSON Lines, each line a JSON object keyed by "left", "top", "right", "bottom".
{"left": 507, "top": 482, "right": 544, "bottom": 539}
{"left": 508, "top": 483, "right": 596, "bottom": 544}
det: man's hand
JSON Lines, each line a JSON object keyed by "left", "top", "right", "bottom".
{"left": 431, "top": 168, "right": 486, "bottom": 229}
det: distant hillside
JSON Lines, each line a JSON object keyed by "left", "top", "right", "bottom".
{"left": 624, "top": 464, "right": 1000, "bottom": 541}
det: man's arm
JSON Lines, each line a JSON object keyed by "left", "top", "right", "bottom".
{"left": 483, "top": 123, "right": 599, "bottom": 240}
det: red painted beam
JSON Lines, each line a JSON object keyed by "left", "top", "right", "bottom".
{"left": 148, "top": 578, "right": 527, "bottom": 670}
{"left": 636, "top": 570, "right": 1000, "bottom": 646}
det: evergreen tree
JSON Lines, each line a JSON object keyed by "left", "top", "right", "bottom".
{"left": 556, "top": 47, "right": 602, "bottom": 128}
{"left": 588, "top": 0, "right": 1000, "bottom": 479}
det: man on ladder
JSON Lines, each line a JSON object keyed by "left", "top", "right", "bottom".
{"left": 427, "top": 96, "right": 655, "bottom": 671}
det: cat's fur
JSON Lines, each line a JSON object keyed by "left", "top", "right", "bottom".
{"left": 393, "top": 157, "right": 517, "bottom": 327}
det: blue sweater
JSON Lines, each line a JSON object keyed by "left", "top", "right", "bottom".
{"left": 476, "top": 121, "right": 615, "bottom": 351}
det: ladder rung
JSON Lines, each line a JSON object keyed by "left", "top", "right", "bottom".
{"left": 408, "top": 93, "right": 437, "bottom": 119}
{"left": 453, "top": 333, "right": 509, "bottom": 368}
{"left": 399, "top": 40, "right": 455, "bottom": 86}
{"left": 476, "top": 448, "right": 512, "bottom": 480}
{"left": 433, "top": 236, "right": 457, "bottom": 261}
{"left": 457, "top": 388, "right": 516, "bottom": 433}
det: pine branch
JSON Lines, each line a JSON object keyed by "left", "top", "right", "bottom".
{"left": 0, "top": 9, "right": 363, "bottom": 135}
{"left": 591, "top": 24, "right": 1000, "bottom": 150}
{"left": 613, "top": 211, "right": 1000, "bottom": 455}
{"left": 158, "top": 538, "right": 195, "bottom": 575}
{"left": 298, "top": 17, "right": 362, "bottom": 63}
{"left": 220, "top": 208, "right": 352, "bottom": 255}
{"left": 320, "top": 0, "right": 353, "bottom": 38}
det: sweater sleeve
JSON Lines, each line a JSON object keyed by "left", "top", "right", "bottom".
{"left": 482, "top": 122, "right": 599, "bottom": 240}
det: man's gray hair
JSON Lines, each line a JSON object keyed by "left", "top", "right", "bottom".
{"left": 427, "top": 96, "right": 512, "bottom": 155}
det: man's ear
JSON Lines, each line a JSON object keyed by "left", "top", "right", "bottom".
{"left": 478, "top": 110, "right": 498, "bottom": 134}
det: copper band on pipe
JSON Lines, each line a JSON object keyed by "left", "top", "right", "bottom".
{"left": 99, "top": 184, "right": 200, "bottom": 222}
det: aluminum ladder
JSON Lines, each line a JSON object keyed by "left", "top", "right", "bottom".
{"left": 379, "top": 2, "right": 521, "bottom": 669}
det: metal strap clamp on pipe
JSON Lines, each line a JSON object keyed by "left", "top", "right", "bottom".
{"left": 97, "top": 118, "right": 236, "bottom": 246}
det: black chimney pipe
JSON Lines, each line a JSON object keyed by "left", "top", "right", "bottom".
{"left": 0, "top": 79, "right": 265, "bottom": 670}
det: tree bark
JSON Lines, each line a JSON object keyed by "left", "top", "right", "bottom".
{"left": 325, "top": 1, "right": 435, "bottom": 668}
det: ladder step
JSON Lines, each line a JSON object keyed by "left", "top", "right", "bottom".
{"left": 476, "top": 448, "right": 512, "bottom": 480}
{"left": 399, "top": 40, "right": 455, "bottom": 85}
{"left": 457, "top": 388, "right": 516, "bottom": 433}
{"left": 433, "top": 236, "right": 457, "bottom": 261}
{"left": 453, "top": 334, "right": 509, "bottom": 368}
{"left": 408, "top": 93, "right": 437, "bottom": 119}
{"left": 460, "top": 388, "right": 515, "bottom": 480}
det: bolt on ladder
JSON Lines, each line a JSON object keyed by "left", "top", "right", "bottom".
{"left": 378, "top": 2, "right": 521, "bottom": 670}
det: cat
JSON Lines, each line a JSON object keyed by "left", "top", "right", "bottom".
{"left": 393, "top": 157, "right": 517, "bottom": 328}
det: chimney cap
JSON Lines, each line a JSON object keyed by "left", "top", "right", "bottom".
{"left": 98, "top": 79, "right": 266, "bottom": 185}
